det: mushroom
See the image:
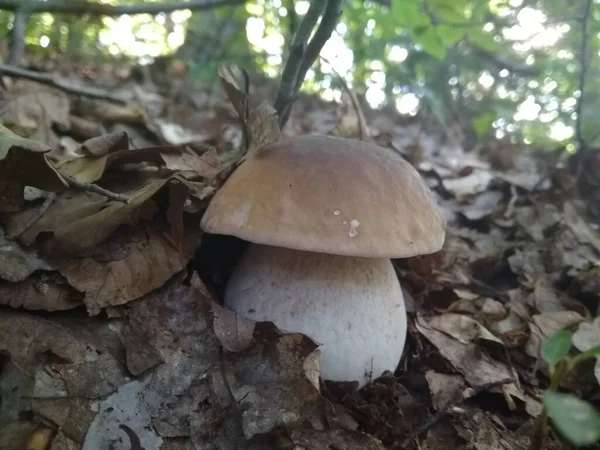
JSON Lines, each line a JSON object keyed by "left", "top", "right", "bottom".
{"left": 201, "top": 134, "right": 445, "bottom": 387}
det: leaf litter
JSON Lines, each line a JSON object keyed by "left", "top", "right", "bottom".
{"left": 0, "top": 60, "right": 598, "bottom": 450}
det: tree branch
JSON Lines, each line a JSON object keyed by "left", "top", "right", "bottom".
{"left": 0, "top": 0, "right": 244, "bottom": 16}
{"left": 575, "top": 0, "right": 592, "bottom": 157}
{"left": 273, "top": 1, "right": 326, "bottom": 125}
{"left": 0, "top": 63, "right": 127, "bottom": 103}
{"left": 277, "top": 0, "right": 344, "bottom": 129}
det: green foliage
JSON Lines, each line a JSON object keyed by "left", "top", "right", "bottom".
{"left": 540, "top": 329, "right": 573, "bottom": 368}
{"left": 532, "top": 329, "right": 600, "bottom": 449}
{"left": 543, "top": 391, "right": 600, "bottom": 447}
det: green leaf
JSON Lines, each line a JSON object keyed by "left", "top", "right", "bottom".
{"left": 467, "top": 27, "right": 502, "bottom": 52}
{"left": 436, "top": 24, "right": 466, "bottom": 45}
{"left": 543, "top": 391, "right": 600, "bottom": 447}
{"left": 541, "top": 330, "right": 573, "bottom": 367}
{"left": 472, "top": 112, "right": 497, "bottom": 137}
{"left": 393, "top": 0, "right": 430, "bottom": 27}
{"left": 412, "top": 28, "right": 447, "bottom": 60}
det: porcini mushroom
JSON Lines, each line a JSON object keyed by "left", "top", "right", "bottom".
{"left": 201, "top": 134, "right": 445, "bottom": 387}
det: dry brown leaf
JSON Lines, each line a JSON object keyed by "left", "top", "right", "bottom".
{"left": 0, "top": 272, "right": 82, "bottom": 311}
{"left": 90, "top": 102, "right": 145, "bottom": 125}
{"left": 572, "top": 317, "right": 600, "bottom": 385}
{"left": 425, "top": 370, "right": 467, "bottom": 410}
{"left": 0, "top": 90, "right": 70, "bottom": 148}
{"left": 244, "top": 100, "right": 281, "bottom": 160}
{"left": 221, "top": 324, "right": 322, "bottom": 440}
{"left": 0, "top": 309, "right": 130, "bottom": 398}
{"left": 442, "top": 169, "right": 493, "bottom": 199}
{"left": 15, "top": 176, "right": 168, "bottom": 255}
{"left": 0, "top": 228, "right": 54, "bottom": 282}
{"left": 69, "top": 115, "right": 105, "bottom": 140}
{"left": 426, "top": 313, "right": 503, "bottom": 346}
{"left": 218, "top": 64, "right": 248, "bottom": 121}
{"left": 159, "top": 147, "right": 223, "bottom": 180}
{"left": 212, "top": 300, "right": 255, "bottom": 352}
{"left": 0, "top": 125, "right": 67, "bottom": 211}
{"left": 416, "top": 315, "right": 515, "bottom": 392}
{"left": 60, "top": 224, "right": 190, "bottom": 315}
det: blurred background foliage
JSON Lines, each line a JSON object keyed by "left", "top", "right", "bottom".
{"left": 0, "top": 0, "right": 594, "bottom": 152}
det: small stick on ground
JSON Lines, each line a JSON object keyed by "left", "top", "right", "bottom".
{"left": 62, "top": 173, "right": 132, "bottom": 204}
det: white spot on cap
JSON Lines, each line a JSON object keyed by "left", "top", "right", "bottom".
{"left": 348, "top": 219, "right": 360, "bottom": 237}
{"left": 333, "top": 209, "right": 341, "bottom": 216}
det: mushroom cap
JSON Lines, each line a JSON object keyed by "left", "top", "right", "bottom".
{"left": 201, "top": 134, "right": 445, "bottom": 258}
{"left": 225, "top": 243, "right": 407, "bottom": 387}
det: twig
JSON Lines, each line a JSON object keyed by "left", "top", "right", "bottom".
{"left": 320, "top": 54, "right": 370, "bottom": 140}
{"left": 7, "top": 6, "right": 27, "bottom": 65}
{"left": 7, "top": 192, "right": 56, "bottom": 240}
{"left": 0, "top": 63, "right": 127, "bottom": 104}
{"left": 273, "top": 0, "right": 326, "bottom": 125}
{"left": 277, "top": 0, "right": 345, "bottom": 129}
{"left": 0, "top": 0, "right": 244, "bottom": 15}
{"left": 574, "top": 0, "right": 593, "bottom": 176}
{"left": 62, "top": 174, "right": 132, "bottom": 204}
{"left": 401, "top": 377, "right": 513, "bottom": 448}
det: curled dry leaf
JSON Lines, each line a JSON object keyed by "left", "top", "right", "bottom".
{"left": 244, "top": 100, "right": 281, "bottom": 161}
{"left": 416, "top": 315, "right": 517, "bottom": 395}
{"left": 0, "top": 271, "right": 82, "bottom": 311}
{"left": 212, "top": 300, "right": 255, "bottom": 352}
{"left": 425, "top": 370, "right": 467, "bottom": 410}
{"left": 14, "top": 175, "right": 168, "bottom": 256}
{"left": 218, "top": 64, "right": 248, "bottom": 121}
{"left": 60, "top": 224, "right": 191, "bottom": 315}
{"left": 0, "top": 125, "right": 67, "bottom": 212}
{"left": 0, "top": 90, "right": 71, "bottom": 149}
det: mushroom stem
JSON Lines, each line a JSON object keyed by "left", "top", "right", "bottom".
{"left": 224, "top": 243, "right": 407, "bottom": 387}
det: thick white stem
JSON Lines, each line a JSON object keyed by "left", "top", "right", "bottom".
{"left": 224, "top": 243, "right": 407, "bottom": 387}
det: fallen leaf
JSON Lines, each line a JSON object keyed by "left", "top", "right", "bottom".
{"left": 0, "top": 125, "right": 67, "bottom": 212}
{"left": 60, "top": 224, "right": 190, "bottom": 315}
{"left": 0, "top": 271, "right": 82, "bottom": 311}
{"left": 212, "top": 300, "right": 255, "bottom": 352}
{"left": 0, "top": 228, "right": 54, "bottom": 282}
{"left": 425, "top": 370, "right": 467, "bottom": 410}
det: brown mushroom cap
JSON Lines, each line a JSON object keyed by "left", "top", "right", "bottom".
{"left": 201, "top": 134, "right": 446, "bottom": 258}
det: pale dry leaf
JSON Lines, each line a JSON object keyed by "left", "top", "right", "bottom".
{"left": 0, "top": 228, "right": 54, "bottom": 282}
{"left": 425, "top": 370, "right": 466, "bottom": 410}
{"left": 0, "top": 272, "right": 82, "bottom": 311}
{"left": 159, "top": 147, "right": 223, "bottom": 181}
{"left": 0, "top": 124, "right": 67, "bottom": 211}
{"left": 212, "top": 300, "right": 255, "bottom": 352}
{"left": 442, "top": 169, "right": 493, "bottom": 199}
{"left": 0, "top": 309, "right": 130, "bottom": 399}
{"left": 416, "top": 315, "right": 515, "bottom": 390}
{"left": 218, "top": 64, "right": 248, "bottom": 120}
{"left": 572, "top": 317, "right": 600, "bottom": 385}
{"left": 244, "top": 100, "right": 281, "bottom": 161}
{"left": 427, "top": 313, "right": 503, "bottom": 345}
{"left": 17, "top": 176, "right": 168, "bottom": 255}
{"left": 60, "top": 224, "right": 189, "bottom": 315}
{"left": 0, "top": 90, "right": 70, "bottom": 148}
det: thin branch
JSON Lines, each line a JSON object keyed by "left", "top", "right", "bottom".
{"left": 273, "top": 1, "right": 326, "bottom": 124}
{"left": 575, "top": 0, "right": 593, "bottom": 161}
{"left": 320, "top": 54, "right": 370, "bottom": 141}
{"left": 62, "top": 174, "right": 132, "bottom": 204}
{"left": 0, "top": 0, "right": 245, "bottom": 15}
{"left": 279, "top": 0, "right": 345, "bottom": 129}
{"left": 7, "top": 7, "right": 27, "bottom": 65}
{"left": 0, "top": 63, "right": 127, "bottom": 104}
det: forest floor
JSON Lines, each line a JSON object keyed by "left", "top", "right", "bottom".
{"left": 0, "top": 56, "right": 599, "bottom": 450}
